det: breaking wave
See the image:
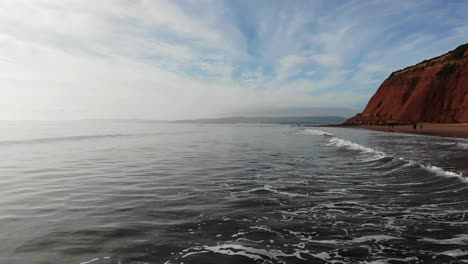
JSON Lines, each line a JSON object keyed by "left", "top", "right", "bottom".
{"left": 421, "top": 165, "right": 465, "bottom": 181}
{"left": 301, "top": 129, "right": 466, "bottom": 182}
{"left": 299, "top": 129, "right": 334, "bottom": 136}
{"left": 458, "top": 142, "right": 468, "bottom": 149}
{"left": 326, "top": 137, "right": 387, "bottom": 160}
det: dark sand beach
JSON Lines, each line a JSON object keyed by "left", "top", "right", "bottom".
{"left": 342, "top": 123, "right": 468, "bottom": 139}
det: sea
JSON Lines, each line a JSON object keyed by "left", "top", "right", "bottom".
{"left": 1, "top": 121, "right": 468, "bottom": 264}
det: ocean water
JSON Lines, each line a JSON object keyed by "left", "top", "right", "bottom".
{"left": 1, "top": 121, "right": 468, "bottom": 264}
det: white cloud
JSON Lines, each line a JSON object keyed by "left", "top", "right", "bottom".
{"left": 275, "top": 55, "right": 307, "bottom": 80}
{"left": 0, "top": 0, "right": 466, "bottom": 120}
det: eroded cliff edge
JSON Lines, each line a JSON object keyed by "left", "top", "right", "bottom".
{"left": 347, "top": 43, "right": 468, "bottom": 124}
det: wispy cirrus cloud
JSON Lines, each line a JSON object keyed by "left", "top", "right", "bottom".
{"left": 0, "top": 0, "right": 466, "bottom": 119}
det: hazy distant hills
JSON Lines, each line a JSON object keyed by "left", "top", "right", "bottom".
{"left": 13, "top": 116, "right": 346, "bottom": 125}
{"left": 231, "top": 107, "right": 357, "bottom": 118}
{"left": 91, "top": 116, "right": 346, "bottom": 125}
{"left": 169, "top": 116, "right": 346, "bottom": 125}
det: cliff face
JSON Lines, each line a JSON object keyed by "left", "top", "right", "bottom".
{"left": 347, "top": 43, "right": 468, "bottom": 124}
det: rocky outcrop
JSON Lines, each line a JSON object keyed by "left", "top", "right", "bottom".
{"left": 346, "top": 43, "right": 468, "bottom": 124}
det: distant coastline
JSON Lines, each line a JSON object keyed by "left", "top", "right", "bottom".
{"left": 168, "top": 116, "right": 346, "bottom": 125}
{"left": 0, "top": 116, "right": 347, "bottom": 126}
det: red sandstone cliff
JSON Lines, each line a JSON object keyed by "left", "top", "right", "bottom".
{"left": 347, "top": 43, "right": 468, "bottom": 124}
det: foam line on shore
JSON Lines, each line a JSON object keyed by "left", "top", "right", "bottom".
{"left": 301, "top": 129, "right": 466, "bottom": 182}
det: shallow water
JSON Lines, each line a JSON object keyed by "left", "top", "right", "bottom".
{"left": 1, "top": 122, "right": 467, "bottom": 263}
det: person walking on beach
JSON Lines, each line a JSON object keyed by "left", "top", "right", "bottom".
{"left": 413, "top": 123, "right": 417, "bottom": 133}
{"left": 420, "top": 124, "right": 423, "bottom": 133}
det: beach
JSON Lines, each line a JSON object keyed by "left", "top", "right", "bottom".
{"left": 341, "top": 123, "right": 468, "bottom": 139}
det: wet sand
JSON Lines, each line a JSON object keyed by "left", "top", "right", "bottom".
{"left": 342, "top": 123, "right": 468, "bottom": 139}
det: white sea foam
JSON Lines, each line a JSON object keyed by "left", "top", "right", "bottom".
{"left": 311, "top": 252, "right": 333, "bottom": 261}
{"left": 300, "top": 129, "right": 386, "bottom": 160}
{"left": 383, "top": 218, "right": 406, "bottom": 232}
{"left": 420, "top": 164, "right": 466, "bottom": 182}
{"left": 327, "top": 137, "right": 465, "bottom": 181}
{"left": 433, "top": 141, "right": 457, "bottom": 146}
{"left": 351, "top": 235, "right": 402, "bottom": 243}
{"left": 327, "top": 137, "right": 386, "bottom": 160}
{"left": 285, "top": 234, "right": 402, "bottom": 246}
{"left": 364, "top": 257, "right": 418, "bottom": 264}
{"left": 300, "top": 129, "right": 334, "bottom": 136}
{"left": 436, "top": 249, "right": 468, "bottom": 257}
{"left": 458, "top": 142, "right": 468, "bottom": 149}
{"left": 181, "top": 243, "right": 306, "bottom": 262}
{"left": 242, "top": 184, "right": 309, "bottom": 197}
{"left": 303, "top": 129, "right": 466, "bottom": 183}
{"left": 419, "top": 234, "right": 468, "bottom": 245}
{"left": 79, "top": 258, "right": 100, "bottom": 264}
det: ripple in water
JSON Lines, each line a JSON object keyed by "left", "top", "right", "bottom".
{"left": 0, "top": 122, "right": 467, "bottom": 263}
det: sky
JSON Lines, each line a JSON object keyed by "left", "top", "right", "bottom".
{"left": 0, "top": 0, "right": 466, "bottom": 120}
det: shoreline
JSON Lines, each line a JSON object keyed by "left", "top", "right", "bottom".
{"left": 337, "top": 123, "right": 468, "bottom": 139}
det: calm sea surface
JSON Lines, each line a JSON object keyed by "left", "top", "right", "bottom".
{"left": 1, "top": 121, "right": 468, "bottom": 264}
